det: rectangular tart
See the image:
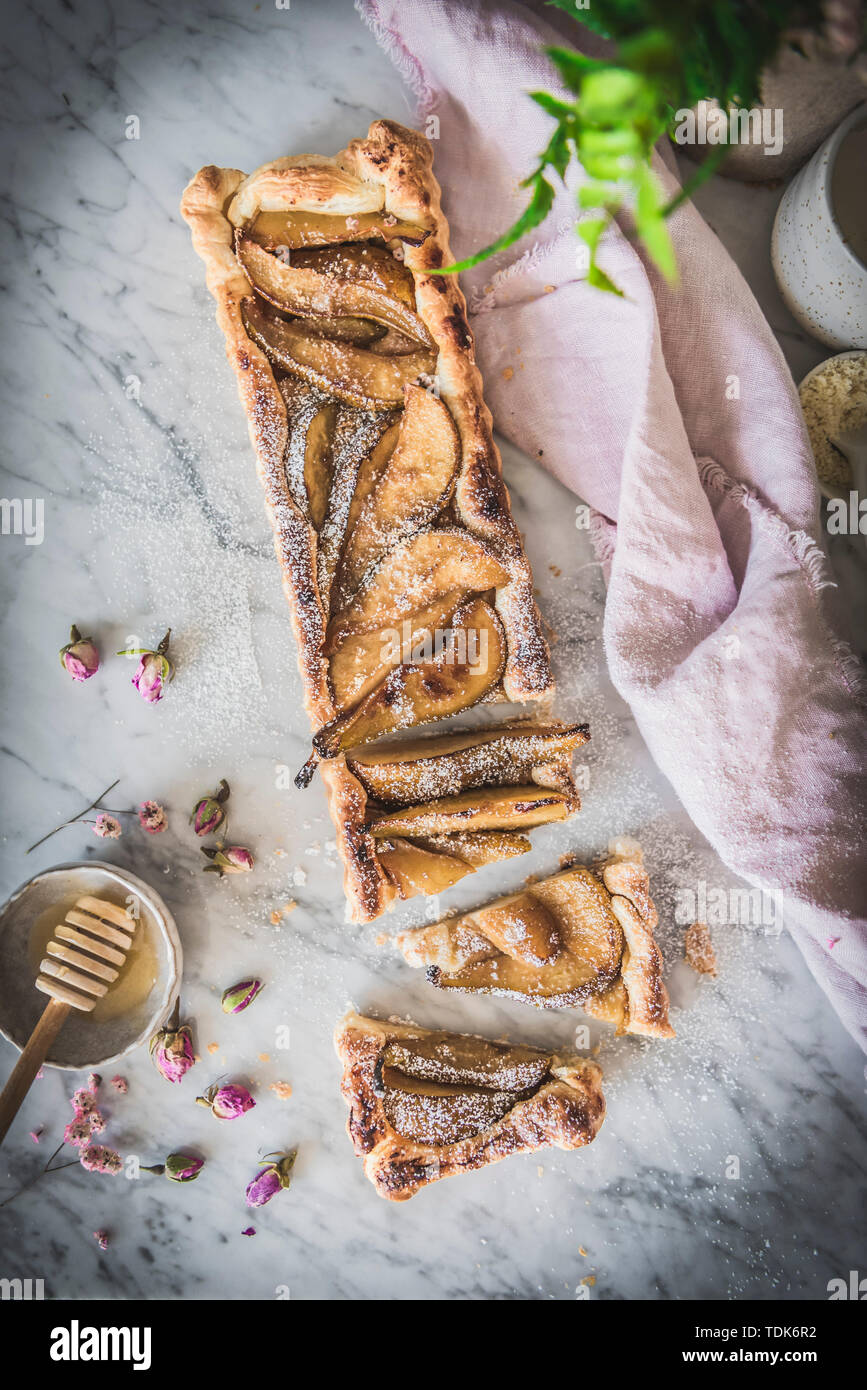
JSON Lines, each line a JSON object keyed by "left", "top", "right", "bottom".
{"left": 181, "top": 120, "right": 563, "bottom": 921}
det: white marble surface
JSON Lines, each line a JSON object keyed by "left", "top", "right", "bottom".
{"left": 0, "top": 0, "right": 864, "bottom": 1301}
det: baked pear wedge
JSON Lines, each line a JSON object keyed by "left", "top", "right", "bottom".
{"left": 237, "top": 234, "right": 433, "bottom": 346}
{"left": 299, "top": 597, "right": 505, "bottom": 782}
{"left": 347, "top": 721, "right": 589, "bottom": 804}
{"left": 336, "top": 385, "right": 460, "bottom": 602}
{"left": 368, "top": 784, "right": 575, "bottom": 837}
{"left": 326, "top": 527, "right": 508, "bottom": 648}
{"left": 242, "top": 295, "right": 436, "bottom": 410}
{"left": 248, "top": 208, "right": 429, "bottom": 250}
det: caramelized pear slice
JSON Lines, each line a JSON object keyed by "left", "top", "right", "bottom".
{"left": 337, "top": 386, "right": 460, "bottom": 601}
{"left": 249, "top": 209, "right": 429, "bottom": 251}
{"left": 369, "top": 784, "right": 573, "bottom": 838}
{"left": 302, "top": 316, "right": 387, "bottom": 346}
{"left": 303, "top": 401, "right": 337, "bottom": 530}
{"left": 379, "top": 1067, "right": 516, "bottom": 1145}
{"left": 330, "top": 589, "right": 463, "bottom": 712}
{"left": 290, "top": 243, "right": 417, "bottom": 308}
{"left": 242, "top": 296, "right": 436, "bottom": 410}
{"left": 347, "top": 722, "right": 590, "bottom": 805}
{"left": 316, "top": 408, "right": 395, "bottom": 611}
{"left": 417, "top": 830, "right": 532, "bottom": 867}
{"left": 327, "top": 527, "right": 509, "bottom": 648}
{"left": 312, "top": 597, "right": 505, "bottom": 761}
{"left": 237, "top": 235, "right": 433, "bottom": 346}
{"left": 471, "top": 896, "right": 561, "bottom": 966}
{"left": 378, "top": 837, "right": 474, "bottom": 898}
{"left": 424, "top": 868, "right": 625, "bottom": 1006}
{"left": 382, "top": 1035, "right": 552, "bottom": 1092}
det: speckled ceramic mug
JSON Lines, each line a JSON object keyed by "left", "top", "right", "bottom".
{"left": 772, "top": 103, "right": 867, "bottom": 349}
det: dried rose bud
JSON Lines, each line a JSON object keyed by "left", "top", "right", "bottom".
{"left": 110, "top": 1075, "right": 128, "bottom": 1093}
{"left": 117, "top": 629, "right": 174, "bottom": 704}
{"left": 164, "top": 1152, "right": 204, "bottom": 1183}
{"left": 245, "top": 1150, "right": 297, "bottom": 1208}
{"left": 93, "top": 1230, "right": 109, "bottom": 1250}
{"left": 241, "top": 1226, "right": 256, "bottom": 1237}
{"left": 87, "top": 1073, "right": 102, "bottom": 1093}
{"left": 60, "top": 625, "right": 100, "bottom": 682}
{"left": 190, "top": 779, "right": 230, "bottom": 837}
{"left": 196, "top": 1082, "right": 255, "bottom": 1120}
{"left": 149, "top": 1023, "right": 195, "bottom": 1084}
{"left": 202, "top": 846, "right": 254, "bottom": 877}
{"left": 221, "top": 979, "right": 263, "bottom": 1015}
{"left": 138, "top": 800, "right": 167, "bottom": 834}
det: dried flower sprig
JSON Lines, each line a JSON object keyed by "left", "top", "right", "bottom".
{"left": 26, "top": 782, "right": 168, "bottom": 854}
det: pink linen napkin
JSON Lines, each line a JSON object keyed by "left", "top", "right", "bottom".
{"left": 357, "top": 0, "right": 867, "bottom": 1050}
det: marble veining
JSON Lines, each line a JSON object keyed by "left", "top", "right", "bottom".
{"left": 0, "top": 0, "right": 863, "bottom": 1301}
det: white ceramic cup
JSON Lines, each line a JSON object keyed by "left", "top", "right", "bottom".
{"left": 772, "top": 103, "right": 867, "bottom": 349}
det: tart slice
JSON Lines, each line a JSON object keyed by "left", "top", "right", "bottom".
{"left": 335, "top": 1011, "right": 605, "bottom": 1201}
{"left": 181, "top": 121, "right": 554, "bottom": 920}
{"left": 395, "top": 839, "right": 675, "bottom": 1038}
{"left": 321, "top": 719, "right": 588, "bottom": 918}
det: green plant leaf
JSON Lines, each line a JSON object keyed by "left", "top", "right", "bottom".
{"left": 544, "top": 44, "right": 606, "bottom": 94}
{"left": 429, "top": 175, "right": 556, "bottom": 275}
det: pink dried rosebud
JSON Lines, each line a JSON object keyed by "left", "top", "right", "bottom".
{"left": 29, "top": 1128, "right": 43, "bottom": 1145}
{"left": 87, "top": 1073, "right": 101, "bottom": 1093}
{"left": 143, "top": 1153, "right": 204, "bottom": 1182}
{"left": 221, "top": 979, "right": 263, "bottom": 1015}
{"left": 79, "top": 1145, "right": 122, "bottom": 1175}
{"left": 196, "top": 1082, "right": 256, "bottom": 1120}
{"left": 202, "top": 846, "right": 254, "bottom": 877}
{"left": 110, "top": 1075, "right": 128, "bottom": 1093}
{"left": 60, "top": 625, "right": 100, "bottom": 682}
{"left": 138, "top": 800, "right": 167, "bottom": 834}
{"left": 245, "top": 1150, "right": 297, "bottom": 1207}
{"left": 117, "top": 629, "right": 174, "bottom": 704}
{"left": 149, "top": 1023, "right": 195, "bottom": 1084}
{"left": 164, "top": 1152, "right": 204, "bottom": 1183}
{"left": 93, "top": 813, "right": 122, "bottom": 840}
{"left": 190, "top": 779, "right": 230, "bottom": 836}
{"left": 93, "top": 1230, "right": 109, "bottom": 1251}
{"left": 241, "top": 1226, "right": 256, "bottom": 1237}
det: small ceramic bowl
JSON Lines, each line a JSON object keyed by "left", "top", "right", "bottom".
{"left": 799, "top": 350, "right": 867, "bottom": 501}
{"left": 772, "top": 103, "right": 867, "bottom": 349}
{"left": 0, "top": 861, "right": 182, "bottom": 1070}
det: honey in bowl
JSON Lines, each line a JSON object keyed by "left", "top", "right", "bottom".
{"left": 28, "top": 892, "right": 159, "bottom": 1023}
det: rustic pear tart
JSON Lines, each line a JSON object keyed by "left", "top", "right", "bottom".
{"left": 335, "top": 1011, "right": 605, "bottom": 1200}
{"left": 181, "top": 121, "right": 578, "bottom": 922}
{"left": 396, "top": 839, "right": 675, "bottom": 1038}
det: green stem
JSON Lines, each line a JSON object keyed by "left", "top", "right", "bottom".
{"left": 662, "top": 142, "right": 731, "bottom": 218}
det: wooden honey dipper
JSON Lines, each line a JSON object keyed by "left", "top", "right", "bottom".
{"left": 0, "top": 895, "right": 137, "bottom": 1145}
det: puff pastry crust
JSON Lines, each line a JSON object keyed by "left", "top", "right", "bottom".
{"left": 181, "top": 121, "right": 554, "bottom": 922}
{"left": 396, "top": 838, "right": 675, "bottom": 1038}
{"left": 335, "top": 1011, "right": 605, "bottom": 1201}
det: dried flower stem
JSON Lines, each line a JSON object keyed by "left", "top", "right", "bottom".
{"left": 26, "top": 779, "right": 121, "bottom": 854}
{"left": 0, "top": 1143, "right": 80, "bottom": 1209}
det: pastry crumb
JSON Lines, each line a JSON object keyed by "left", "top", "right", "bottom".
{"left": 207, "top": 1042, "right": 219, "bottom": 1055}
{"left": 549, "top": 564, "right": 561, "bottom": 577}
{"left": 685, "top": 921, "right": 718, "bottom": 977}
{"left": 543, "top": 284, "right": 555, "bottom": 294}
{"left": 502, "top": 366, "right": 514, "bottom": 380}
{"left": 270, "top": 1081, "right": 293, "bottom": 1100}
{"left": 270, "top": 910, "right": 282, "bottom": 925}
{"left": 578, "top": 1246, "right": 588, "bottom": 1257}
{"left": 375, "top": 932, "right": 389, "bottom": 947}
{"left": 258, "top": 1052, "right": 271, "bottom": 1063}
{"left": 581, "top": 1275, "right": 596, "bottom": 1287}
